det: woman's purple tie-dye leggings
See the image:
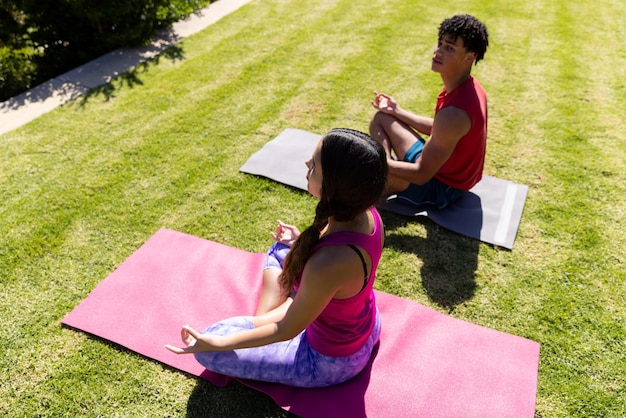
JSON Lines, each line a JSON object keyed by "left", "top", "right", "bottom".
{"left": 194, "top": 313, "right": 380, "bottom": 388}
{"left": 193, "top": 243, "right": 381, "bottom": 388}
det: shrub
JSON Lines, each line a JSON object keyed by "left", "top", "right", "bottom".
{"left": 0, "top": 0, "right": 210, "bottom": 101}
{"left": 0, "top": 46, "right": 37, "bottom": 100}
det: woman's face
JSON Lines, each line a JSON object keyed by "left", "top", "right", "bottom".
{"left": 305, "top": 138, "right": 323, "bottom": 198}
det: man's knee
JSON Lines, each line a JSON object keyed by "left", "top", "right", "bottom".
{"left": 371, "top": 110, "right": 395, "bottom": 128}
{"left": 369, "top": 111, "right": 394, "bottom": 141}
{"left": 385, "top": 175, "right": 411, "bottom": 195}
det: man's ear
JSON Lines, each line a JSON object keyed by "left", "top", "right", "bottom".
{"left": 466, "top": 52, "right": 477, "bottom": 62}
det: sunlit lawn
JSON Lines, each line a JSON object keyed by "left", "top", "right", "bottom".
{"left": 1, "top": 0, "right": 625, "bottom": 416}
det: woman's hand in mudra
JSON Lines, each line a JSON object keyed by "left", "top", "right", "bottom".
{"left": 165, "top": 325, "right": 218, "bottom": 354}
{"left": 271, "top": 220, "right": 300, "bottom": 247}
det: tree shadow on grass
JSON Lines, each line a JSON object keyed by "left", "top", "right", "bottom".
{"left": 187, "top": 379, "right": 297, "bottom": 418}
{"left": 78, "top": 42, "right": 185, "bottom": 105}
{"left": 381, "top": 211, "right": 480, "bottom": 311}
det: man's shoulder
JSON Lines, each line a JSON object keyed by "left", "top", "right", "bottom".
{"left": 469, "top": 76, "right": 487, "bottom": 95}
{"left": 432, "top": 106, "right": 472, "bottom": 140}
{"left": 442, "top": 77, "right": 486, "bottom": 108}
{"left": 434, "top": 105, "right": 469, "bottom": 122}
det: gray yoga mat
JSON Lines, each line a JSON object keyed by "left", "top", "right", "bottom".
{"left": 240, "top": 128, "right": 528, "bottom": 249}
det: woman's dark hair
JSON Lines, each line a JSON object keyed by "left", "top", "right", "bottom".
{"left": 278, "top": 128, "right": 388, "bottom": 295}
{"left": 438, "top": 14, "right": 489, "bottom": 64}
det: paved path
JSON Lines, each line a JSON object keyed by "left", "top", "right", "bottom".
{"left": 0, "top": 0, "right": 252, "bottom": 136}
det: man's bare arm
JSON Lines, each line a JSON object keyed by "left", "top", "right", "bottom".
{"left": 387, "top": 106, "right": 471, "bottom": 185}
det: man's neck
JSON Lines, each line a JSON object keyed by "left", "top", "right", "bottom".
{"left": 442, "top": 70, "right": 472, "bottom": 94}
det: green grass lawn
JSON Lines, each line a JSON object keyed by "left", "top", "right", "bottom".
{"left": 2, "top": 0, "right": 625, "bottom": 416}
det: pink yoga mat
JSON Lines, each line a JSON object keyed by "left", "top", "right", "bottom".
{"left": 62, "top": 228, "right": 539, "bottom": 417}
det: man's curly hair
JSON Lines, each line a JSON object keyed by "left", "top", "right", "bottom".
{"left": 438, "top": 14, "right": 489, "bottom": 64}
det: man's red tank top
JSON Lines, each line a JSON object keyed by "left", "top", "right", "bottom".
{"left": 433, "top": 76, "right": 487, "bottom": 190}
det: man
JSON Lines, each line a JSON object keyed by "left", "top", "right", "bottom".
{"left": 370, "top": 14, "right": 489, "bottom": 208}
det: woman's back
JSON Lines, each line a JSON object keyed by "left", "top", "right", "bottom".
{"left": 304, "top": 208, "right": 384, "bottom": 357}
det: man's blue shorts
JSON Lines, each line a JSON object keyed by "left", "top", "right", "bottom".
{"left": 397, "top": 139, "right": 463, "bottom": 209}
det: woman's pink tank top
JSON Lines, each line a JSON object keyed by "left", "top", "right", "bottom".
{"left": 303, "top": 208, "right": 383, "bottom": 357}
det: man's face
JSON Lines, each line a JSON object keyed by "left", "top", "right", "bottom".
{"left": 431, "top": 33, "right": 475, "bottom": 74}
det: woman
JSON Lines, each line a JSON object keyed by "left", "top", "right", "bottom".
{"left": 166, "top": 128, "right": 388, "bottom": 387}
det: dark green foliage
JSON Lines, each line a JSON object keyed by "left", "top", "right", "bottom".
{"left": 0, "top": 46, "right": 36, "bottom": 98}
{"left": 0, "top": 0, "right": 209, "bottom": 101}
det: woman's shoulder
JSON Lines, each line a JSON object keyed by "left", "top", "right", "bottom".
{"left": 307, "top": 245, "right": 357, "bottom": 272}
{"left": 304, "top": 245, "right": 361, "bottom": 285}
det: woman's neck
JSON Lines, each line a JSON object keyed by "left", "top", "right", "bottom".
{"left": 323, "top": 210, "right": 372, "bottom": 236}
